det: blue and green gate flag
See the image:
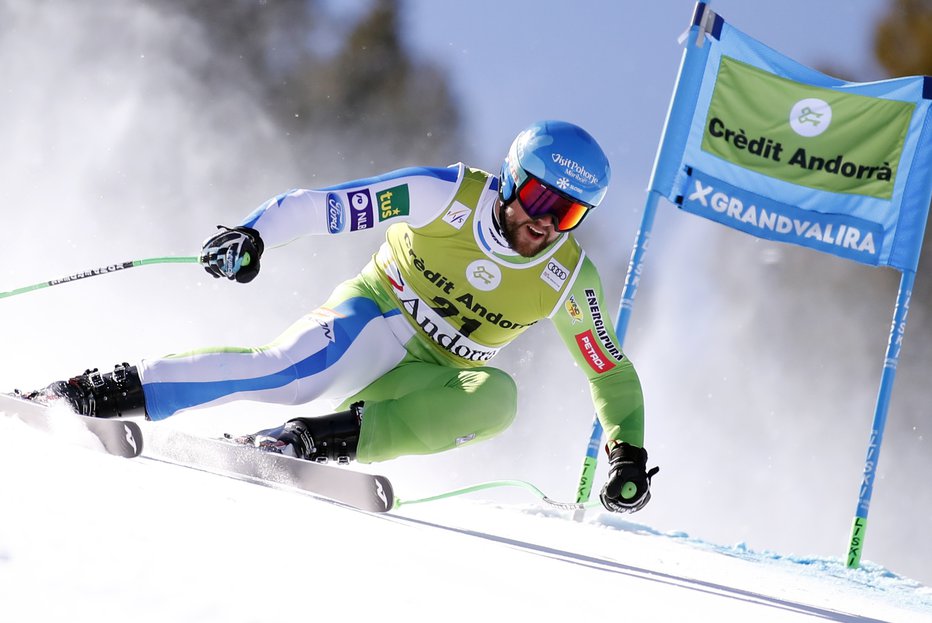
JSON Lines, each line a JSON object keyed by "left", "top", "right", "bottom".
{"left": 650, "top": 3, "right": 932, "bottom": 272}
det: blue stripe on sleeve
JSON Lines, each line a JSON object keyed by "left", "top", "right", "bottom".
{"left": 241, "top": 191, "right": 296, "bottom": 229}
{"left": 318, "top": 166, "right": 459, "bottom": 191}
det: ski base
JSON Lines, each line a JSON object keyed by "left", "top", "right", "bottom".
{"left": 0, "top": 393, "right": 143, "bottom": 458}
{"left": 143, "top": 426, "right": 394, "bottom": 513}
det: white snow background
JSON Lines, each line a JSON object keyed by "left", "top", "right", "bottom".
{"left": 0, "top": 409, "right": 930, "bottom": 622}
{"left": 2, "top": 2, "right": 932, "bottom": 620}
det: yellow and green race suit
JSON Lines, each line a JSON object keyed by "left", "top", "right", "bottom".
{"left": 138, "top": 164, "right": 643, "bottom": 462}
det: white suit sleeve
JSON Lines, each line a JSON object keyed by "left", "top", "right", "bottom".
{"left": 240, "top": 164, "right": 464, "bottom": 248}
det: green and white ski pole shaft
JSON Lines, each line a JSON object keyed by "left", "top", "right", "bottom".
{"left": 0, "top": 256, "right": 200, "bottom": 300}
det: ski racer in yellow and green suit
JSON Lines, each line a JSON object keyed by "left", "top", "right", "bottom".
{"left": 27, "top": 120, "right": 659, "bottom": 513}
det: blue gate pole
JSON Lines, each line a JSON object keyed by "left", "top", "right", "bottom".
{"left": 847, "top": 269, "right": 915, "bottom": 568}
{"left": 571, "top": 0, "right": 714, "bottom": 519}
{"left": 573, "top": 191, "right": 661, "bottom": 520}
{"left": 615, "top": 193, "right": 661, "bottom": 339}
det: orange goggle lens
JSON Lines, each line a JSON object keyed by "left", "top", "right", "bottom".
{"left": 515, "top": 174, "right": 592, "bottom": 232}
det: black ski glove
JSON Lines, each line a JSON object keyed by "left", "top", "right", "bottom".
{"left": 600, "top": 441, "right": 660, "bottom": 513}
{"left": 200, "top": 225, "right": 265, "bottom": 283}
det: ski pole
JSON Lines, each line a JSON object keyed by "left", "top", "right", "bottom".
{"left": 0, "top": 256, "right": 200, "bottom": 300}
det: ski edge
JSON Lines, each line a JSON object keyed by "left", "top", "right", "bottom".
{"left": 142, "top": 427, "right": 395, "bottom": 513}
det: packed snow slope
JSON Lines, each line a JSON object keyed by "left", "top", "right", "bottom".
{"left": 0, "top": 411, "right": 930, "bottom": 623}
{"left": 3, "top": 0, "right": 931, "bottom": 591}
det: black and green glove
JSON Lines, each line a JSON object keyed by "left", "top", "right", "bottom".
{"left": 600, "top": 441, "right": 659, "bottom": 513}
{"left": 200, "top": 225, "right": 264, "bottom": 283}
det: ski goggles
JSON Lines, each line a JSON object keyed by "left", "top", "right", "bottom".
{"left": 505, "top": 172, "right": 593, "bottom": 232}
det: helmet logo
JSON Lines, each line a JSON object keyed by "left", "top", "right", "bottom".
{"left": 552, "top": 153, "right": 599, "bottom": 186}
{"left": 509, "top": 158, "right": 520, "bottom": 184}
{"left": 556, "top": 177, "right": 570, "bottom": 190}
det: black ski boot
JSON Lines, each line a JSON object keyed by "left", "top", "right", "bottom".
{"left": 234, "top": 402, "right": 364, "bottom": 464}
{"left": 18, "top": 363, "right": 146, "bottom": 418}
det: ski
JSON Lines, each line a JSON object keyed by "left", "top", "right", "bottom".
{"left": 142, "top": 427, "right": 394, "bottom": 513}
{"left": 0, "top": 393, "right": 143, "bottom": 458}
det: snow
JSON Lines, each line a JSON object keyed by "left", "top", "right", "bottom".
{"left": 1, "top": 2, "right": 931, "bottom": 618}
{"left": 1, "top": 412, "right": 930, "bottom": 623}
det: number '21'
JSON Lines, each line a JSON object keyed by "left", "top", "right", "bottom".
{"left": 429, "top": 296, "right": 481, "bottom": 338}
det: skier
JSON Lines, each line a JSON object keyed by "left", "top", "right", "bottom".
{"left": 21, "top": 120, "right": 658, "bottom": 513}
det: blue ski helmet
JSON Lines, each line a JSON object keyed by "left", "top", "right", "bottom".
{"left": 499, "top": 120, "right": 611, "bottom": 230}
